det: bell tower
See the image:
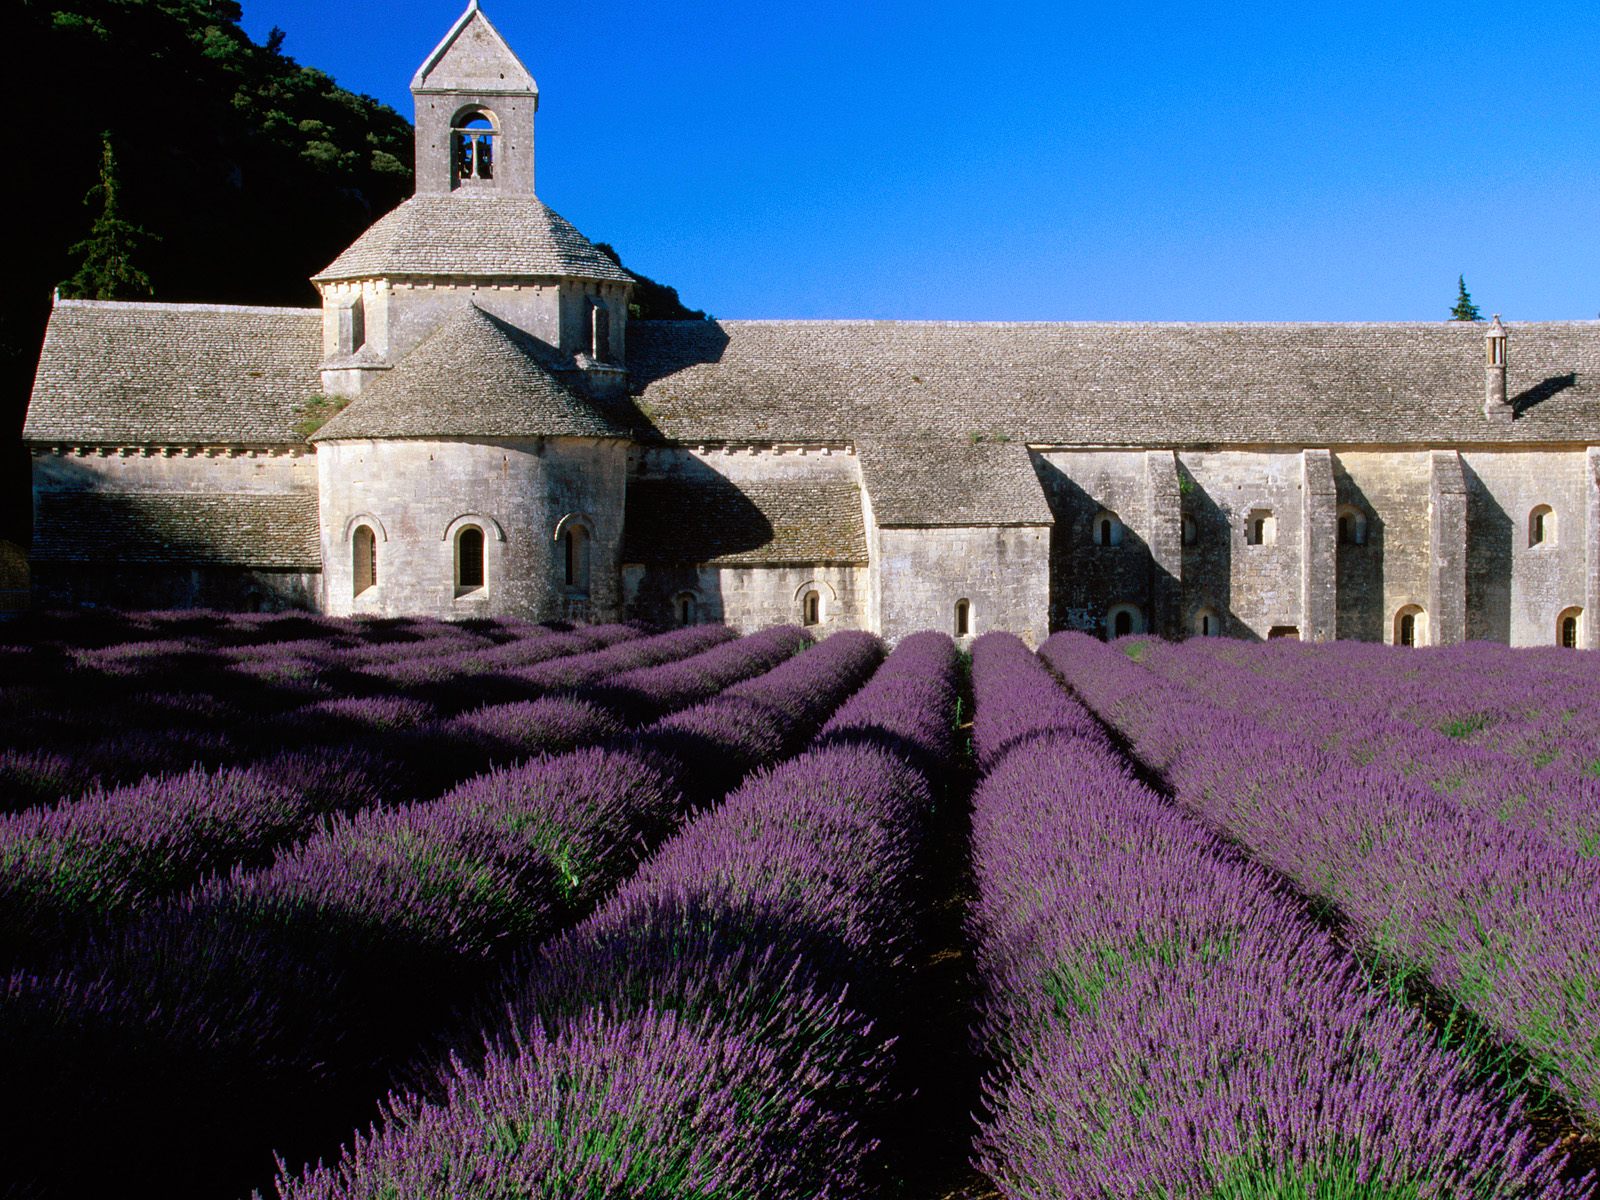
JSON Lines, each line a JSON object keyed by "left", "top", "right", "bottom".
{"left": 411, "top": 0, "right": 538, "bottom": 196}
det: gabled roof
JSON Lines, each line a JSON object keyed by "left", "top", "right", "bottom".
{"left": 23, "top": 300, "right": 322, "bottom": 446}
{"left": 859, "top": 440, "right": 1053, "bottom": 526}
{"left": 313, "top": 194, "right": 634, "bottom": 283}
{"left": 622, "top": 478, "right": 869, "bottom": 566}
{"left": 311, "top": 304, "right": 627, "bottom": 442}
{"left": 411, "top": 1, "right": 536, "bottom": 95}
{"left": 626, "top": 320, "right": 1600, "bottom": 447}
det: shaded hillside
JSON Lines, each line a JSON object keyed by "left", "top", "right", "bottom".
{"left": 0, "top": 0, "right": 414, "bottom": 543}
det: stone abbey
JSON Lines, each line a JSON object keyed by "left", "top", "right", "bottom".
{"left": 23, "top": 2, "right": 1600, "bottom": 647}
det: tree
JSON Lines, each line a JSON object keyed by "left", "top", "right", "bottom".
{"left": 1450, "top": 274, "right": 1482, "bottom": 322}
{"left": 60, "top": 134, "right": 158, "bottom": 300}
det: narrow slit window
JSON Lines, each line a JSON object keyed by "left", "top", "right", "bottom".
{"left": 1529, "top": 505, "right": 1554, "bottom": 548}
{"left": 564, "top": 526, "right": 590, "bottom": 594}
{"left": 955, "top": 599, "right": 971, "bottom": 637}
{"left": 352, "top": 525, "right": 377, "bottom": 596}
{"left": 457, "top": 527, "right": 485, "bottom": 591}
{"left": 803, "top": 590, "right": 821, "bottom": 626}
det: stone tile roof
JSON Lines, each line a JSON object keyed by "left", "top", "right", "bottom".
{"left": 311, "top": 304, "right": 627, "bottom": 441}
{"left": 23, "top": 300, "right": 323, "bottom": 446}
{"left": 32, "top": 493, "right": 320, "bottom": 568}
{"left": 626, "top": 320, "right": 1600, "bottom": 447}
{"left": 622, "top": 478, "right": 868, "bottom": 566}
{"left": 314, "top": 194, "right": 634, "bottom": 283}
{"left": 858, "top": 440, "right": 1053, "bottom": 526}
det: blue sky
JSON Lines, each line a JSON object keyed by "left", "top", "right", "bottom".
{"left": 242, "top": 1, "right": 1600, "bottom": 322}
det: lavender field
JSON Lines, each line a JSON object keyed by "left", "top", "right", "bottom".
{"left": 0, "top": 610, "right": 1596, "bottom": 1199}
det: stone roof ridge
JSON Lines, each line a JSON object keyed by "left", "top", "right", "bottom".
{"left": 310, "top": 302, "right": 627, "bottom": 442}
{"left": 51, "top": 297, "right": 321, "bottom": 318}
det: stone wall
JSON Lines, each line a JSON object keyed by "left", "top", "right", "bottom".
{"left": 319, "top": 279, "right": 630, "bottom": 395}
{"left": 30, "top": 565, "right": 318, "bottom": 611}
{"left": 33, "top": 445, "right": 316, "bottom": 495}
{"left": 317, "top": 435, "right": 627, "bottom": 621}
{"left": 1035, "top": 449, "right": 1160, "bottom": 636}
{"left": 622, "top": 563, "right": 868, "bottom": 633}
{"left": 876, "top": 525, "right": 1050, "bottom": 646}
{"left": 1330, "top": 451, "right": 1432, "bottom": 643}
{"left": 1461, "top": 448, "right": 1589, "bottom": 645}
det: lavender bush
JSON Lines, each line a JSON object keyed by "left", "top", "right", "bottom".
{"left": 1044, "top": 630, "right": 1600, "bottom": 1137}
{"left": 969, "top": 632, "right": 1588, "bottom": 1198}
{"left": 272, "top": 634, "right": 958, "bottom": 1200}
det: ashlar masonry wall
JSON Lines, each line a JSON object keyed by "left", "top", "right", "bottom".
{"left": 317, "top": 435, "right": 627, "bottom": 621}
{"left": 1462, "top": 448, "right": 1591, "bottom": 646}
{"left": 875, "top": 525, "right": 1050, "bottom": 647}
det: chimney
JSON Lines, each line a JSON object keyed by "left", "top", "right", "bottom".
{"left": 1484, "top": 314, "right": 1511, "bottom": 422}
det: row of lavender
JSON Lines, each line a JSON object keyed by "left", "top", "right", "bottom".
{"left": 1189, "top": 635, "right": 1600, "bottom": 779}
{"left": 1132, "top": 636, "right": 1600, "bottom": 861}
{"left": 967, "top": 632, "right": 1588, "bottom": 1196}
{"left": 1045, "top": 632, "right": 1600, "bottom": 1141}
{"left": 269, "top": 631, "right": 962, "bottom": 1199}
{"left": 4, "top": 622, "right": 884, "bottom": 1197}
{"left": 0, "top": 613, "right": 743, "bottom": 808}
{"left": 0, "top": 621, "right": 827, "bottom": 965}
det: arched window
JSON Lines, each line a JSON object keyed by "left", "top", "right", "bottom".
{"left": 563, "top": 525, "right": 590, "bottom": 595}
{"left": 456, "top": 526, "right": 485, "bottom": 592}
{"left": 1106, "top": 604, "right": 1142, "bottom": 639}
{"left": 352, "top": 525, "right": 377, "bottom": 597}
{"left": 1181, "top": 515, "right": 1198, "bottom": 546}
{"left": 1529, "top": 505, "right": 1555, "bottom": 548}
{"left": 1558, "top": 607, "right": 1582, "bottom": 649}
{"left": 1194, "top": 607, "right": 1220, "bottom": 637}
{"left": 1337, "top": 505, "right": 1368, "bottom": 546}
{"left": 1394, "top": 604, "right": 1425, "bottom": 648}
{"left": 454, "top": 113, "right": 496, "bottom": 181}
{"left": 589, "top": 300, "right": 611, "bottom": 362}
{"left": 1094, "top": 511, "right": 1123, "bottom": 548}
{"left": 802, "top": 590, "right": 821, "bottom": 626}
{"left": 954, "top": 598, "right": 971, "bottom": 638}
{"left": 1246, "top": 508, "right": 1276, "bottom": 546}
{"left": 674, "top": 592, "right": 697, "bottom": 626}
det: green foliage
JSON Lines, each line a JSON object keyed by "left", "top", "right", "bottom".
{"left": 291, "top": 394, "right": 350, "bottom": 439}
{"left": 593, "top": 242, "right": 707, "bottom": 321}
{"left": 59, "top": 134, "right": 158, "bottom": 300}
{"left": 1450, "top": 274, "right": 1482, "bottom": 322}
{"left": 1202, "top": 1155, "right": 1423, "bottom": 1200}
{"left": 2, "top": 0, "right": 418, "bottom": 537}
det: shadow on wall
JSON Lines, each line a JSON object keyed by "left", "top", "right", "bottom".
{"left": 28, "top": 457, "right": 317, "bottom": 612}
{"left": 1177, "top": 461, "right": 1241, "bottom": 639}
{"left": 622, "top": 462, "right": 770, "bottom": 626}
{"left": 1463, "top": 460, "right": 1512, "bottom": 642}
{"left": 1333, "top": 462, "right": 1385, "bottom": 642}
{"left": 1512, "top": 373, "right": 1577, "bottom": 418}
{"left": 1032, "top": 457, "right": 1177, "bottom": 637}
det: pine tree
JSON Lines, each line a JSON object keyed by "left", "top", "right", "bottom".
{"left": 1450, "top": 274, "right": 1482, "bottom": 322}
{"left": 60, "top": 134, "right": 158, "bottom": 300}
